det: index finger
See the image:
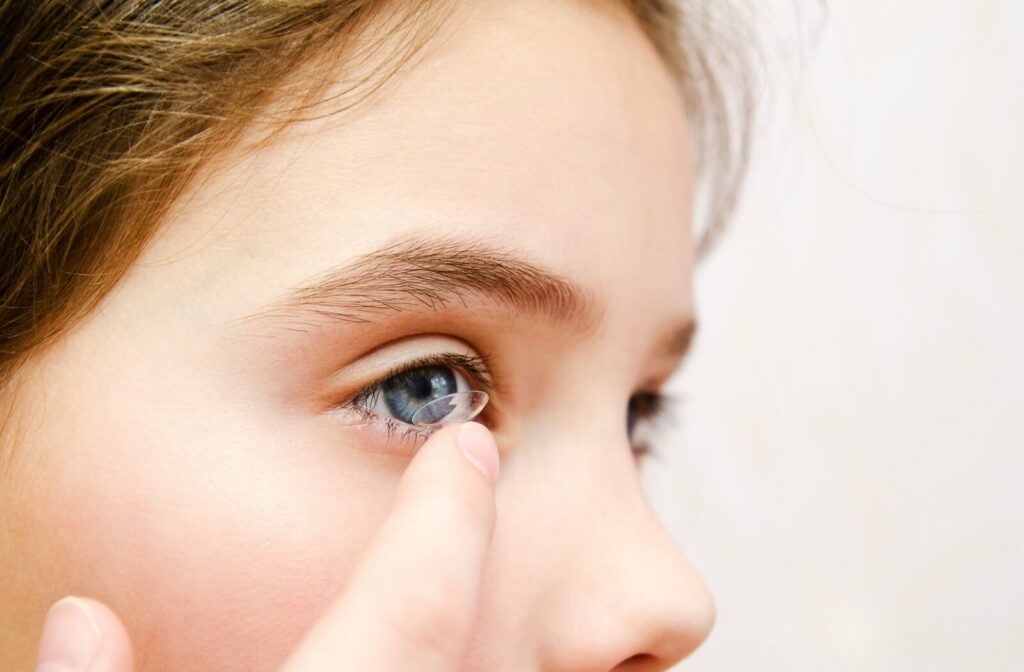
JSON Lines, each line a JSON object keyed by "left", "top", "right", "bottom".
{"left": 279, "top": 421, "right": 499, "bottom": 672}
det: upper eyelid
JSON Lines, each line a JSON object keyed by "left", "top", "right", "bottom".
{"left": 326, "top": 332, "right": 496, "bottom": 387}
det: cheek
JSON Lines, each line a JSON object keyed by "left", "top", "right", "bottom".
{"left": 15, "top": 378, "right": 402, "bottom": 671}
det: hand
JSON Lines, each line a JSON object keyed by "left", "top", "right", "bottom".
{"left": 34, "top": 422, "right": 500, "bottom": 672}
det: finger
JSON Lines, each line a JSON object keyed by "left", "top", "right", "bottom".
{"left": 280, "top": 421, "right": 500, "bottom": 672}
{"left": 35, "top": 596, "right": 134, "bottom": 672}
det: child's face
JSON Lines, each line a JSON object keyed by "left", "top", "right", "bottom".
{"left": 2, "top": 0, "right": 712, "bottom": 669}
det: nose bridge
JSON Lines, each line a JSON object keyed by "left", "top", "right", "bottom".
{"left": 520, "top": 422, "right": 716, "bottom": 671}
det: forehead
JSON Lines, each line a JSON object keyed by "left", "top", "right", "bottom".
{"left": 143, "top": 0, "right": 694, "bottom": 328}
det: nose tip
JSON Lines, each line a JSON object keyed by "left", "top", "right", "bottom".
{"left": 498, "top": 411, "right": 717, "bottom": 671}
{"left": 613, "top": 553, "right": 716, "bottom": 668}
{"left": 533, "top": 479, "right": 717, "bottom": 671}
{"left": 536, "top": 534, "right": 716, "bottom": 671}
{"left": 625, "top": 569, "right": 716, "bottom": 667}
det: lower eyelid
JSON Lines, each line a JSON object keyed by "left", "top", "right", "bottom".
{"left": 328, "top": 390, "right": 499, "bottom": 457}
{"left": 376, "top": 416, "right": 435, "bottom": 448}
{"left": 328, "top": 415, "right": 434, "bottom": 458}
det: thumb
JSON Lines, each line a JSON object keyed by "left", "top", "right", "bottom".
{"left": 35, "top": 596, "right": 134, "bottom": 672}
{"left": 280, "top": 421, "right": 500, "bottom": 672}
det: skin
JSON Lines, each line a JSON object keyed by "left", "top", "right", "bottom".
{"left": 1, "top": 0, "right": 714, "bottom": 669}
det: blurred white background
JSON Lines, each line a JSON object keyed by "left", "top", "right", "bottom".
{"left": 647, "top": 1, "right": 1024, "bottom": 670}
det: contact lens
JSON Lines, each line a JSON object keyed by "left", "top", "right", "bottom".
{"left": 409, "top": 390, "right": 489, "bottom": 427}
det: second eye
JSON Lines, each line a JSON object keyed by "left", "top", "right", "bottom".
{"left": 358, "top": 363, "right": 471, "bottom": 424}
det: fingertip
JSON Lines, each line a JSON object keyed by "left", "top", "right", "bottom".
{"left": 36, "top": 596, "right": 134, "bottom": 672}
{"left": 456, "top": 421, "right": 499, "bottom": 486}
{"left": 36, "top": 596, "right": 101, "bottom": 672}
{"left": 281, "top": 420, "right": 499, "bottom": 670}
{"left": 79, "top": 598, "right": 134, "bottom": 672}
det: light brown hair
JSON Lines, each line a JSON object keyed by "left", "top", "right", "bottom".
{"left": 0, "top": 0, "right": 753, "bottom": 398}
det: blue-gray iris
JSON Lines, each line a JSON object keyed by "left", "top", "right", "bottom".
{"left": 382, "top": 365, "right": 458, "bottom": 423}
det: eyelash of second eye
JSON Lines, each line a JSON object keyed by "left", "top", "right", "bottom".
{"left": 631, "top": 391, "right": 679, "bottom": 462}
{"left": 342, "top": 351, "right": 495, "bottom": 442}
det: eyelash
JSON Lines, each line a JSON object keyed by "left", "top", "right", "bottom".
{"left": 343, "top": 351, "right": 494, "bottom": 444}
{"left": 628, "top": 390, "right": 677, "bottom": 461}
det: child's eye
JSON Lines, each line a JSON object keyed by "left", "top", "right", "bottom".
{"left": 627, "top": 390, "right": 672, "bottom": 459}
{"left": 352, "top": 359, "right": 489, "bottom": 428}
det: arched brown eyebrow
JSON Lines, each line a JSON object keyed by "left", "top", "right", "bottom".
{"left": 235, "top": 236, "right": 604, "bottom": 335}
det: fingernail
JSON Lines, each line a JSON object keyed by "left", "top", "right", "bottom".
{"left": 35, "top": 596, "right": 102, "bottom": 672}
{"left": 457, "top": 421, "right": 499, "bottom": 486}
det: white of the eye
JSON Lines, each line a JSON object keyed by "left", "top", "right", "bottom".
{"left": 363, "top": 364, "right": 472, "bottom": 421}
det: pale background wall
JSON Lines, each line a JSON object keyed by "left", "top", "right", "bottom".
{"left": 646, "top": 2, "right": 1024, "bottom": 670}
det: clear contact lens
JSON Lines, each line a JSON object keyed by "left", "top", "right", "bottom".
{"left": 410, "top": 390, "right": 489, "bottom": 427}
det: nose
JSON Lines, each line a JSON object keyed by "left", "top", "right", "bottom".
{"left": 515, "top": 423, "right": 716, "bottom": 671}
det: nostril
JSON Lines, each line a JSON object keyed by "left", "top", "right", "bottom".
{"left": 611, "top": 653, "right": 659, "bottom": 671}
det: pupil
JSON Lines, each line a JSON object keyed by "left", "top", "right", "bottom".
{"left": 410, "top": 376, "right": 434, "bottom": 400}
{"left": 383, "top": 365, "right": 457, "bottom": 423}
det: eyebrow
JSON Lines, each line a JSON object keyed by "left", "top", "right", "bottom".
{"left": 659, "top": 320, "right": 696, "bottom": 360}
{"left": 236, "top": 236, "right": 603, "bottom": 334}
